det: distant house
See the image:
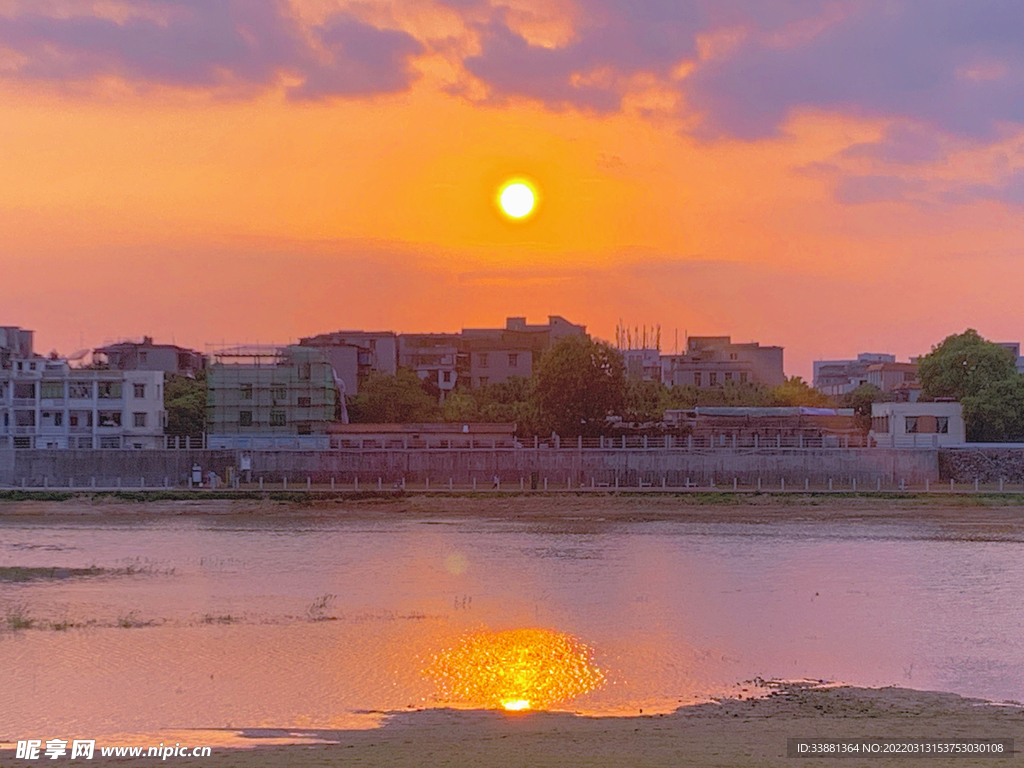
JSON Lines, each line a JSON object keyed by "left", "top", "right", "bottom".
{"left": 813, "top": 353, "right": 896, "bottom": 396}
{"left": 869, "top": 402, "right": 965, "bottom": 447}
{"left": 299, "top": 331, "right": 398, "bottom": 395}
{"left": 660, "top": 336, "right": 785, "bottom": 389}
{"left": 94, "top": 337, "right": 206, "bottom": 377}
{"left": 460, "top": 316, "right": 587, "bottom": 388}
{"left": 397, "top": 333, "right": 462, "bottom": 399}
{"left": 865, "top": 362, "right": 918, "bottom": 395}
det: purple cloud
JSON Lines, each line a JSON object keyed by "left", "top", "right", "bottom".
{"left": 0, "top": 1, "right": 423, "bottom": 98}
{"left": 459, "top": 0, "right": 1024, "bottom": 140}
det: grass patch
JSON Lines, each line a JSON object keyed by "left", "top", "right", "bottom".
{"left": 306, "top": 593, "right": 337, "bottom": 621}
{"left": 200, "top": 614, "right": 237, "bottom": 625}
{"left": 0, "top": 564, "right": 165, "bottom": 582}
{"left": 116, "top": 611, "right": 156, "bottom": 629}
{"left": 5, "top": 605, "right": 34, "bottom": 630}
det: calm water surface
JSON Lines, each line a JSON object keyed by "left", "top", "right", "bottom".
{"left": 1, "top": 505, "right": 1022, "bottom": 739}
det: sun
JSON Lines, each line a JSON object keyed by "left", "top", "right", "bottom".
{"left": 498, "top": 180, "right": 537, "bottom": 219}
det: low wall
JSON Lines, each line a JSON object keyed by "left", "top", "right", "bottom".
{"left": 248, "top": 447, "right": 936, "bottom": 486}
{"left": 938, "top": 447, "right": 1024, "bottom": 483}
{"left": 4, "top": 447, "right": 940, "bottom": 488}
{"left": 7, "top": 450, "right": 236, "bottom": 488}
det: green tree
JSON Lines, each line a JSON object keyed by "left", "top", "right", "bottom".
{"left": 622, "top": 379, "right": 670, "bottom": 423}
{"left": 770, "top": 377, "right": 835, "bottom": 407}
{"left": 442, "top": 392, "right": 479, "bottom": 422}
{"left": 534, "top": 336, "right": 625, "bottom": 436}
{"left": 662, "top": 381, "right": 773, "bottom": 410}
{"left": 961, "top": 377, "right": 1024, "bottom": 442}
{"left": 165, "top": 370, "right": 207, "bottom": 436}
{"left": 347, "top": 369, "right": 442, "bottom": 423}
{"left": 918, "top": 329, "right": 1017, "bottom": 400}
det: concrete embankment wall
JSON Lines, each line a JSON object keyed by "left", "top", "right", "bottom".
{"left": 5, "top": 447, "right": 939, "bottom": 487}
{"left": 5, "top": 450, "right": 235, "bottom": 488}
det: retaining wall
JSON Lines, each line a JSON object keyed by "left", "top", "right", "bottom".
{"left": 938, "top": 447, "right": 1024, "bottom": 483}
{"left": 6, "top": 450, "right": 235, "bottom": 488}
{"left": 3, "top": 447, "right": 939, "bottom": 488}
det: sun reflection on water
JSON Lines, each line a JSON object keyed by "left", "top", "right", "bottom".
{"left": 427, "top": 628, "right": 604, "bottom": 711}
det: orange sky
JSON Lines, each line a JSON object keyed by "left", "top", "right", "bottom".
{"left": 2, "top": 0, "right": 1024, "bottom": 378}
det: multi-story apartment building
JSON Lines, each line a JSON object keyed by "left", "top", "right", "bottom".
{"left": 0, "top": 357, "right": 165, "bottom": 449}
{"left": 460, "top": 315, "right": 587, "bottom": 387}
{"left": 660, "top": 336, "right": 785, "bottom": 389}
{"left": 813, "top": 353, "right": 896, "bottom": 395}
{"left": 93, "top": 336, "right": 206, "bottom": 377}
{"left": 298, "top": 331, "right": 397, "bottom": 395}
{"left": 397, "top": 333, "right": 463, "bottom": 399}
{"left": 205, "top": 346, "right": 344, "bottom": 442}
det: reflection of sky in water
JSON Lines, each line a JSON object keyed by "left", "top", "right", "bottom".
{"left": 1, "top": 511, "right": 1023, "bottom": 739}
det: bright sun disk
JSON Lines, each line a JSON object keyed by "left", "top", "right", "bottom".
{"left": 499, "top": 182, "right": 536, "bottom": 218}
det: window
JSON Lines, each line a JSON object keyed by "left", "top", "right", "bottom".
{"left": 98, "top": 411, "right": 122, "bottom": 427}
{"left": 937, "top": 416, "right": 949, "bottom": 434}
{"left": 15, "top": 411, "right": 35, "bottom": 426}
{"left": 53, "top": 412, "right": 63, "bottom": 427}
{"left": 478, "top": 377, "right": 489, "bottom": 387}
{"left": 709, "top": 372, "right": 717, "bottom": 386}
{"left": 443, "top": 371, "right": 451, "bottom": 383}
{"left": 14, "top": 382, "right": 35, "bottom": 399}
{"left": 272, "top": 386, "right": 287, "bottom": 401}
{"left": 133, "top": 413, "right": 147, "bottom": 428}
{"left": 139, "top": 352, "right": 148, "bottom": 364}
{"left": 297, "top": 396, "right": 311, "bottom": 407}
{"left": 478, "top": 353, "right": 489, "bottom": 368}
{"left": 239, "top": 411, "right": 253, "bottom": 427}
{"left": 296, "top": 423, "right": 312, "bottom": 435}
{"left": 240, "top": 384, "right": 253, "bottom": 400}
{"left": 508, "top": 353, "right": 518, "bottom": 367}
{"left": 694, "top": 372, "right": 702, "bottom": 387}
{"left": 99, "top": 436, "right": 120, "bottom": 449}
{"left": 740, "top": 372, "right": 748, "bottom": 384}
{"left": 905, "top": 416, "right": 918, "bottom": 433}
{"left": 97, "top": 382, "right": 122, "bottom": 399}
{"left": 40, "top": 381, "right": 64, "bottom": 399}
{"left": 134, "top": 384, "right": 146, "bottom": 398}
{"left": 730, "top": 353, "right": 738, "bottom": 360}
{"left": 724, "top": 372, "right": 733, "bottom": 382}
{"left": 270, "top": 410, "right": 286, "bottom": 427}
{"left": 298, "top": 362, "right": 312, "bottom": 380}
{"left": 69, "top": 382, "right": 91, "bottom": 399}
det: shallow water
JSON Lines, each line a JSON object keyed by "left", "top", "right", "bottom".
{"left": 1, "top": 507, "right": 1022, "bottom": 740}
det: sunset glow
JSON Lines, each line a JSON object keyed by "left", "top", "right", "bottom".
{"left": 3, "top": 2, "right": 1024, "bottom": 375}
{"left": 427, "top": 629, "right": 604, "bottom": 711}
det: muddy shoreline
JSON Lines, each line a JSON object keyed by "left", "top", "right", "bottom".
{"left": 3, "top": 684, "right": 1019, "bottom": 767}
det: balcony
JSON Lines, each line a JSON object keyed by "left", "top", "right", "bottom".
{"left": 12, "top": 398, "right": 36, "bottom": 406}
{"left": 15, "top": 426, "right": 36, "bottom": 435}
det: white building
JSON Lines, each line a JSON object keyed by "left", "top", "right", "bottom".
{"left": 0, "top": 358, "right": 165, "bottom": 449}
{"left": 869, "top": 402, "right": 965, "bottom": 448}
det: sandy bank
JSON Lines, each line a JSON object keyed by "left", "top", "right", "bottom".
{"left": 15, "top": 684, "right": 1018, "bottom": 768}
